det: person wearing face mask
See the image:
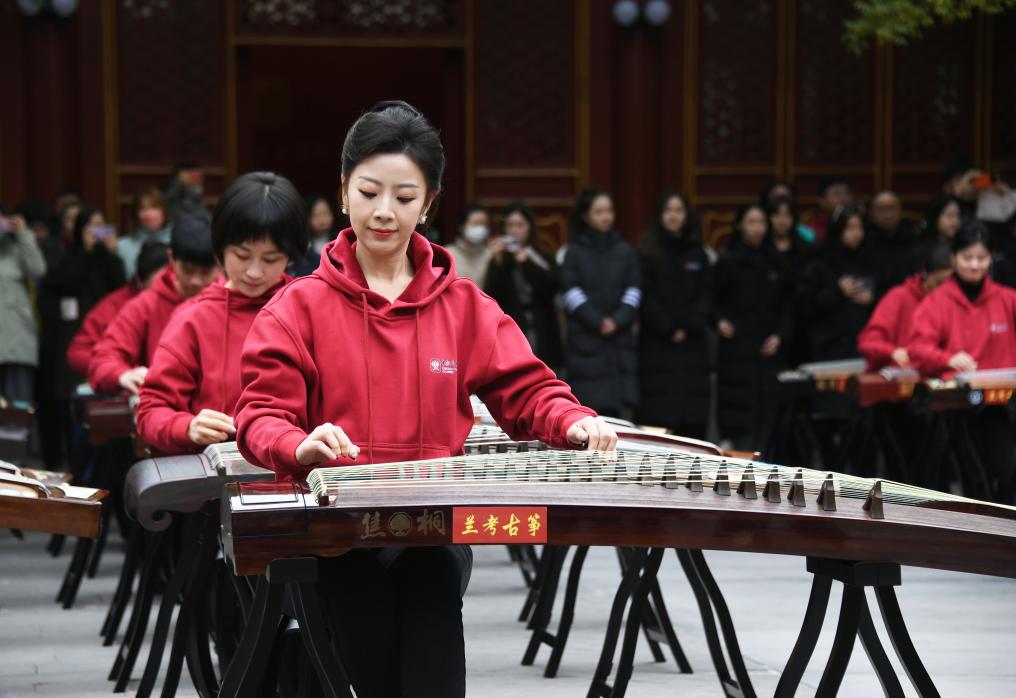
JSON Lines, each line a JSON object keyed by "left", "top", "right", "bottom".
{"left": 117, "top": 187, "right": 172, "bottom": 278}
{"left": 714, "top": 203, "right": 793, "bottom": 452}
{"left": 88, "top": 215, "right": 219, "bottom": 395}
{"left": 137, "top": 172, "right": 303, "bottom": 455}
{"left": 560, "top": 188, "right": 640, "bottom": 418}
{"left": 484, "top": 200, "right": 563, "bottom": 370}
{"left": 636, "top": 190, "right": 712, "bottom": 439}
{"left": 291, "top": 194, "right": 337, "bottom": 277}
{"left": 909, "top": 222, "right": 1016, "bottom": 502}
{"left": 447, "top": 202, "right": 492, "bottom": 286}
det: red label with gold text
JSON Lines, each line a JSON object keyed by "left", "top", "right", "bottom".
{"left": 452, "top": 506, "right": 547, "bottom": 544}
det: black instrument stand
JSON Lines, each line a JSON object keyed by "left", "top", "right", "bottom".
{"left": 218, "top": 557, "right": 353, "bottom": 698}
{"left": 775, "top": 557, "right": 940, "bottom": 698}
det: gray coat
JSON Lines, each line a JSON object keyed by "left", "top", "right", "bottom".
{"left": 0, "top": 228, "right": 46, "bottom": 366}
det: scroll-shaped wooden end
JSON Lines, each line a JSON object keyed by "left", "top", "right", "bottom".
{"left": 713, "top": 462, "right": 731, "bottom": 496}
{"left": 737, "top": 465, "right": 758, "bottom": 499}
{"left": 687, "top": 459, "right": 704, "bottom": 492}
{"left": 763, "top": 468, "right": 781, "bottom": 503}
{"left": 817, "top": 473, "right": 836, "bottom": 511}
{"left": 788, "top": 470, "right": 806, "bottom": 507}
{"left": 663, "top": 456, "right": 680, "bottom": 489}
{"left": 863, "top": 480, "right": 885, "bottom": 519}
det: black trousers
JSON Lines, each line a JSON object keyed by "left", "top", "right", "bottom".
{"left": 317, "top": 546, "right": 472, "bottom": 698}
{"left": 967, "top": 407, "right": 1016, "bottom": 504}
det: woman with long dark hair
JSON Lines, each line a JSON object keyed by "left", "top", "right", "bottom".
{"left": 921, "top": 193, "right": 962, "bottom": 248}
{"left": 560, "top": 187, "right": 641, "bottom": 417}
{"left": 637, "top": 190, "right": 711, "bottom": 438}
{"left": 714, "top": 203, "right": 793, "bottom": 451}
{"left": 484, "top": 200, "right": 563, "bottom": 370}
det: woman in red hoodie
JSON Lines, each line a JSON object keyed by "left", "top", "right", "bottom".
{"left": 909, "top": 222, "right": 1016, "bottom": 502}
{"left": 857, "top": 242, "right": 952, "bottom": 370}
{"left": 234, "top": 101, "right": 616, "bottom": 697}
{"left": 136, "top": 172, "right": 304, "bottom": 455}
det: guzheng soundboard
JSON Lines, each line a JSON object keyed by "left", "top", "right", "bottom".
{"left": 846, "top": 367, "right": 922, "bottom": 408}
{"left": 0, "top": 460, "right": 106, "bottom": 538}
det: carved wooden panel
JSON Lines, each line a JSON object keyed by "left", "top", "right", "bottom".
{"left": 116, "top": 1, "right": 225, "bottom": 166}
{"left": 794, "top": 1, "right": 875, "bottom": 166}
{"left": 474, "top": 0, "right": 575, "bottom": 169}
{"left": 236, "top": 0, "right": 465, "bottom": 38}
{"left": 697, "top": 0, "right": 778, "bottom": 164}
{"left": 991, "top": 11, "right": 1016, "bottom": 179}
{"left": 891, "top": 21, "right": 976, "bottom": 166}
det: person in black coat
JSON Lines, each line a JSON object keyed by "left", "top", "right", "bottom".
{"left": 636, "top": 190, "right": 712, "bottom": 438}
{"left": 798, "top": 203, "right": 878, "bottom": 362}
{"left": 484, "top": 200, "right": 563, "bottom": 370}
{"left": 867, "top": 190, "right": 921, "bottom": 297}
{"left": 36, "top": 205, "right": 126, "bottom": 469}
{"left": 714, "top": 203, "right": 793, "bottom": 451}
{"left": 560, "top": 188, "right": 640, "bottom": 417}
{"left": 765, "top": 195, "right": 815, "bottom": 366}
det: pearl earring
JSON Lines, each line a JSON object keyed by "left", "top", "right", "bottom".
{"left": 341, "top": 204, "right": 348, "bottom": 215}
{"left": 420, "top": 214, "right": 428, "bottom": 224}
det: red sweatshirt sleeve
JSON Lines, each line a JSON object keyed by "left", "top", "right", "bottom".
{"left": 235, "top": 308, "right": 315, "bottom": 478}
{"left": 135, "top": 321, "right": 201, "bottom": 455}
{"left": 67, "top": 312, "right": 104, "bottom": 378}
{"left": 907, "top": 298, "right": 953, "bottom": 377}
{"left": 88, "top": 296, "right": 148, "bottom": 393}
{"left": 857, "top": 290, "right": 902, "bottom": 371}
{"left": 474, "top": 314, "right": 595, "bottom": 448}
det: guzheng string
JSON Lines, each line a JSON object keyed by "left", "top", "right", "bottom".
{"left": 307, "top": 450, "right": 1016, "bottom": 512}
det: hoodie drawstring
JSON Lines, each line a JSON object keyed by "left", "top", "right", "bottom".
{"left": 415, "top": 310, "right": 424, "bottom": 461}
{"left": 221, "top": 288, "right": 231, "bottom": 414}
{"left": 361, "top": 293, "right": 375, "bottom": 465}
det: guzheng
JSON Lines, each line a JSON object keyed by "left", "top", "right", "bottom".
{"left": 777, "top": 358, "right": 868, "bottom": 397}
{"left": 846, "top": 367, "right": 922, "bottom": 408}
{"left": 222, "top": 448, "right": 1016, "bottom": 579}
{"left": 913, "top": 367, "right": 1016, "bottom": 412}
{"left": 0, "top": 460, "right": 107, "bottom": 537}
{"left": 125, "top": 441, "right": 273, "bottom": 531}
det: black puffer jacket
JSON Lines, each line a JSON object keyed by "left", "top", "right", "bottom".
{"left": 798, "top": 243, "right": 878, "bottom": 361}
{"left": 560, "top": 229, "right": 640, "bottom": 415}
{"left": 484, "top": 244, "right": 563, "bottom": 370}
{"left": 714, "top": 244, "right": 793, "bottom": 436}
{"left": 637, "top": 236, "right": 712, "bottom": 434}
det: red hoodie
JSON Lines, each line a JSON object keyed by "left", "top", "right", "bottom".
{"left": 88, "top": 267, "right": 185, "bottom": 393}
{"left": 66, "top": 285, "right": 138, "bottom": 377}
{"left": 857, "top": 274, "right": 925, "bottom": 370}
{"left": 908, "top": 276, "right": 1016, "bottom": 378}
{"left": 235, "top": 230, "right": 595, "bottom": 481}
{"left": 136, "top": 277, "right": 289, "bottom": 455}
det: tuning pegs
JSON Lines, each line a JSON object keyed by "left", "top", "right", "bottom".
{"left": 737, "top": 465, "right": 758, "bottom": 499}
{"left": 863, "top": 480, "right": 885, "bottom": 519}
{"left": 713, "top": 462, "right": 731, "bottom": 496}
{"left": 763, "top": 467, "right": 781, "bottom": 503}
{"left": 663, "top": 455, "right": 680, "bottom": 489}
{"left": 687, "top": 458, "right": 704, "bottom": 492}
{"left": 817, "top": 473, "right": 836, "bottom": 511}
{"left": 638, "top": 454, "right": 655, "bottom": 486}
{"left": 787, "top": 470, "right": 806, "bottom": 507}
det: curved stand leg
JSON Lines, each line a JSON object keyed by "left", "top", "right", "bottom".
{"left": 774, "top": 573, "right": 833, "bottom": 697}
{"left": 857, "top": 596, "right": 905, "bottom": 698}
{"left": 544, "top": 545, "right": 589, "bottom": 677}
{"left": 217, "top": 576, "right": 285, "bottom": 698}
{"left": 102, "top": 523, "right": 142, "bottom": 644}
{"left": 875, "top": 586, "right": 941, "bottom": 697}
{"left": 587, "top": 548, "right": 649, "bottom": 697}
{"left": 521, "top": 545, "right": 569, "bottom": 665}
{"left": 610, "top": 547, "right": 666, "bottom": 697}
{"left": 815, "top": 584, "right": 864, "bottom": 696}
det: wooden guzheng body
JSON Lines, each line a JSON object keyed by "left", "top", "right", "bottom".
{"left": 125, "top": 442, "right": 274, "bottom": 531}
{"left": 222, "top": 444, "right": 1016, "bottom": 579}
{"left": 777, "top": 358, "right": 868, "bottom": 397}
{"left": 913, "top": 367, "right": 1016, "bottom": 412}
{"left": 0, "top": 460, "right": 107, "bottom": 537}
{"left": 847, "top": 367, "right": 922, "bottom": 408}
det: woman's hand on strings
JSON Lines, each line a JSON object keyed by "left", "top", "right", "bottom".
{"left": 296, "top": 423, "right": 360, "bottom": 466}
{"left": 187, "top": 409, "right": 235, "bottom": 446}
{"left": 567, "top": 416, "right": 618, "bottom": 451}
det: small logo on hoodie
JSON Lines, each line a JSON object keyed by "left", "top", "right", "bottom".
{"left": 989, "top": 322, "right": 1008, "bottom": 334}
{"left": 430, "top": 358, "right": 458, "bottom": 375}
